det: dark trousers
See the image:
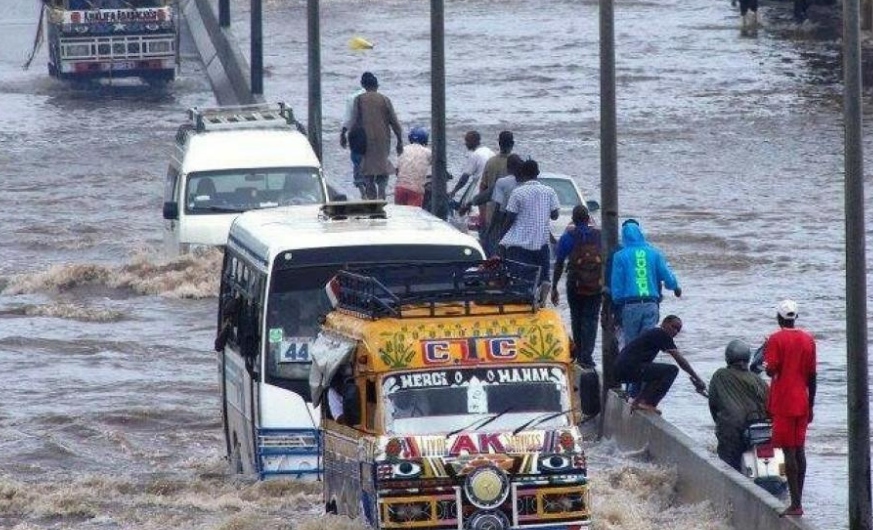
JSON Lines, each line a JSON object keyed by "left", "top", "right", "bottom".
{"left": 739, "top": 0, "right": 757, "bottom": 15}
{"left": 363, "top": 175, "right": 388, "bottom": 200}
{"left": 567, "top": 290, "right": 601, "bottom": 366}
{"left": 617, "top": 361, "right": 679, "bottom": 407}
{"left": 717, "top": 429, "right": 745, "bottom": 471}
{"left": 794, "top": 0, "right": 810, "bottom": 22}
{"left": 504, "top": 245, "right": 550, "bottom": 285}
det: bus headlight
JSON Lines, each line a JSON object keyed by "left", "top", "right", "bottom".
{"left": 64, "top": 44, "right": 91, "bottom": 57}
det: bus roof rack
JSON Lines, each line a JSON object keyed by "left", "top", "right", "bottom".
{"left": 320, "top": 201, "right": 388, "bottom": 221}
{"left": 334, "top": 260, "right": 542, "bottom": 319}
{"left": 187, "top": 102, "right": 301, "bottom": 133}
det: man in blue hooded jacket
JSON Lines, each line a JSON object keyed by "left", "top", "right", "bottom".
{"left": 610, "top": 221, "right": 681, "bottom": 345}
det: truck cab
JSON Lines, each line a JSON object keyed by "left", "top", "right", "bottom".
{"left": 312, "top": 260, "right": 592, "bottom": 529}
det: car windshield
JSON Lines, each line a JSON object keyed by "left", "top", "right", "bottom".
{"left": 540, "top": 178, "right": 582, "bottom": 207}
{"left": 382, "top": 366, "right": 570, "bottom": 435}
{"left": 185, "top": 167, "right": 323, "bottom": 214}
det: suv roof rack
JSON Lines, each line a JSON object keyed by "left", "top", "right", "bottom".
{"left": 334, "top": 260, "right": 542, "bottom": 319}
{"left": 320, "top": 200, "right": 388, "bottom": 221}
{"left": 186, "top": 102, "right": 301, "bottom": 133}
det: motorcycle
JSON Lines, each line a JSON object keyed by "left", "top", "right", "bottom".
{"left": 740, "top": 420, "right": 788, "bottom": 496}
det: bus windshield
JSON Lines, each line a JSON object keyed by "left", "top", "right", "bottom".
{"left": 381, "top": 366, "right": 571, "bottom": 435}
{"left": 65, "top": 0, "right": 166, "bottom": 8}
{"left": 186, "top": 167, "right": 323, "bottom": 215}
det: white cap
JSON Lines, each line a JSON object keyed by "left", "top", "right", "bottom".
{"left": 777, "top": 299, "right": 798, "bottom": 320}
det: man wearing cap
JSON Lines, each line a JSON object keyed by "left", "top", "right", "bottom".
{"left": 765, "top": 299, "right": 816, "bottom": 517}
{"left": 345, "top": 72, "right": 404, "bottom": 200}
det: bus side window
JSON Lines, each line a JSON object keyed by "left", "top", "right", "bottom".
{"left": 365, "top": 379, "right": 376, "bottom": 431}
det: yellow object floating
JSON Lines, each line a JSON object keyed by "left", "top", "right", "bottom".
{"left": 348, "top": 36, "right": 374, "bottom": 50}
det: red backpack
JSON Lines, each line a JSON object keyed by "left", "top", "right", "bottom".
{"left": 567, "top": 228, "right": 603, "bottom": 296}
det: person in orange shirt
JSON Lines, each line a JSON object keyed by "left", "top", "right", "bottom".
{"left": 765, "top": 299, "right": 817, "bottom": 517}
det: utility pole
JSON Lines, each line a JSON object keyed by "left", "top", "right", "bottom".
{"left": 842, "top": 0, "right": 872, "bottom": 525}
{"left": 219, "top": 0, "right": 230, "bottom": 28}
{"left": 599, "top": 0, "right": 619, "bottom": 407}
{"left": 430, "top": 0, "right": 448, "bottom": 219}
{"left": 250, "top": 0, "right": 263, "bottom": 96}
{"left": 307, "top": 0, "right": 323, "bottom": 161}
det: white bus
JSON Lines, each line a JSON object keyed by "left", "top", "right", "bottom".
{"left": 216, "top": 202, "right": 485, "bottom": 478}
{"left": 162, "top": 103, "right": 328, "bottom": 255}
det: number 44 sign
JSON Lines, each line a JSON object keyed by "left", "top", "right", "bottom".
{"left": 279, "top": 338, "right": 312, "bottom": 363}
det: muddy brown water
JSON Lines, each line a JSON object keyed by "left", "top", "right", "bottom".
{"left": 2, "top": 0, "right": 871, "bottom": 527}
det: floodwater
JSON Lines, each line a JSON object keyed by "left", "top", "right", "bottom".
{"left": 0, "top": 0, "right": 869, "bottom": 527}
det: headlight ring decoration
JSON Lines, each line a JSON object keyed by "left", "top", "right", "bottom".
{"left": 465, "top": 509, "right": 510, "bottom": 530}
{"left": 464, "top": 466, "right": 510, "bottom": 510}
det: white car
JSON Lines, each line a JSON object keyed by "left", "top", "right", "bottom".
{"left": 162, "top": 103, "right": 330, "bottom": 255}
{"left": 449, "top": 172, "right": 599, "bottom": 243}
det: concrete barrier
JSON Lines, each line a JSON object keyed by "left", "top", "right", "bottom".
{"left": 180, "top": 0, "right": 263, "bottom": 105}
{"left": 602, "top": 390, "right": 817, "bottom": 530}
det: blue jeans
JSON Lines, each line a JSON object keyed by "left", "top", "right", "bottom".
{"left": 350, "top": 152, "right": 365, "bottom": 198}
{"left": 504, "top": 245, "right": 551, "bottom": 285}
{"left": 621, "top": 301, "right": 659, "bottom": 345}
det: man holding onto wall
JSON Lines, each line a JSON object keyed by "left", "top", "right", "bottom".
{"left": 614, "top": 315, "right": 707, "bottom": 413}
{"left": 765, "top": 299, "right": 816, "bottom": 517}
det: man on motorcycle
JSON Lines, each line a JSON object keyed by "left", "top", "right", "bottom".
{"left": 708, "top": 340, "right": 770, "bottom": 471}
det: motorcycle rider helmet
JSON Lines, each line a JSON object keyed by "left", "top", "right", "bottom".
{"left": 725, "top": 339, "right": 752, "bottom": 365}
{"left": 408, "top": 126, "right": 429, "bottom": 146}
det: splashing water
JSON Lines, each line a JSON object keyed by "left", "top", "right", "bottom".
{"left": 2, "top": 248, "right": 223, "bottom": 300}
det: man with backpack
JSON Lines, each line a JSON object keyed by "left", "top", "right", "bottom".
{"left": 551, "top": 205, "right": 602, "bottom": 367}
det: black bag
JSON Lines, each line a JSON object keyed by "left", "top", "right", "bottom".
{"left": 567, "top": 229, "right": 603, "bottom": 296}
{"left": 348, "top": 96, "right": 367, "bottom": 155}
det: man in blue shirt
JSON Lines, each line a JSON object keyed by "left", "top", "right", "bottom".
{"left": 551, "top": 205, "right": 602, "bottom": 367}
{"left": 610, "top": 221, "right": 681, "bottom": 346}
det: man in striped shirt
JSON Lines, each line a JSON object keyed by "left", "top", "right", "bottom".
{"left": 498, "top": 159, "right": 560, "bottom": 284}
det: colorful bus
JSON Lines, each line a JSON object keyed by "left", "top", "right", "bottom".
{"left": 43, "top": 0, "right": 176, "bottom": 83}
{"left": 311, "top": 260, "right": 593, "bottom": 529}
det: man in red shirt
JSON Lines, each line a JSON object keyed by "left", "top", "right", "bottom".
{"left": 765, "top": 299, "right": 817, "bottom": 517}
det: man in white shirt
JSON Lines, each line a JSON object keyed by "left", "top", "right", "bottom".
{"left": 450, "top": 131, "right": 495, "bottom": 198}
{"left": 499, "top": 159, "right": 560, "bottom": 284}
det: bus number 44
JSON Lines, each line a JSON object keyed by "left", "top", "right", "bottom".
{"left": 282, "top": 342, "right": 310, "bottom": 362}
